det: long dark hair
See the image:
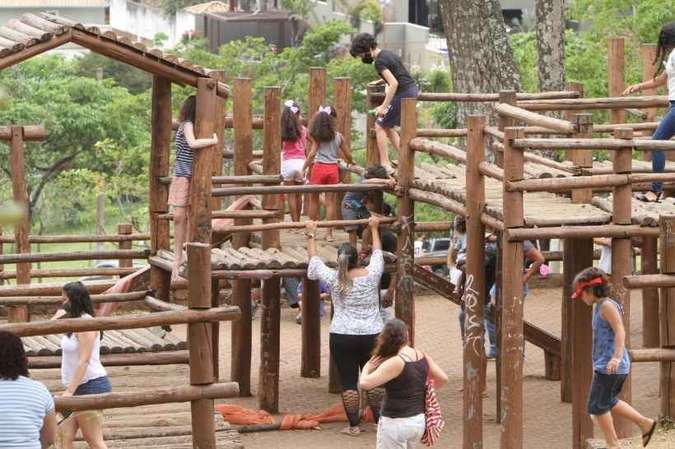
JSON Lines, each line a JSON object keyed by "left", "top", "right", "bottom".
{"left": 0, "top": 331, "right": 29, "bottom": 380}
{"left": 62, "top": 281, "right": 96, "bottom": 337}
{"left": 573, "top": 267, "right": 613, "bottom": 299}
{"left": 372, "top": 319, "right": 408, "bottom": 360}
{"left": 335, "top": 243, "right": 359, "bottom": 297}
{"left": 655, "top": 22, "right": 675, "bottom": 75}
{"left": 281, "top": 100, "right": 302, "bottom": 142}
{"left": 179, "top": 95, "right": 196, "bottom": 123}
{"left": 309, "top": 106, "right": 337, "bottom": 143}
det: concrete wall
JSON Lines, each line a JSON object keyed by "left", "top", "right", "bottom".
{"left": 110, "top": 0, "right": 195, "bottom": 48}
{"left": 0, "top": 7, "right": 106, "bottom": 27}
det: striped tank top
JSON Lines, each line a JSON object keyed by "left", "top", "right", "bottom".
{"left": 175, "top": 122, "right": 193, "bottom": 178}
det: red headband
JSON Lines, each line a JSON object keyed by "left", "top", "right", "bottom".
{"left": 571, "top": 277, "right": 605, "bottom": 299}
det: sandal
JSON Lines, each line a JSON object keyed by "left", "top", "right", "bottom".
{"left": 642, "top": 419, "right": 657, "bottom": 447}
{"left": 340, "top": 426, "right": 362, "bottom": 436}
{"left": 635, "top": 191, "right": 663, "bottom": 203}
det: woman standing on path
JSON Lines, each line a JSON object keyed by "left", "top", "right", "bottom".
{"left": 360, "top": 319, "right": 448, "bottom": 449}
{"left": 306, "top": 215, "right": 385, "bottom": 435}
{"left": 52, "top": 281, "right": 111, "bottom": 449}
{"left": 0, "top": 331, "right": 57, "bottom": 449}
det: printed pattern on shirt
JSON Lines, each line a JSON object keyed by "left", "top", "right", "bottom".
{"left": 175, "top": 122, "right": 193, "bottom": 178}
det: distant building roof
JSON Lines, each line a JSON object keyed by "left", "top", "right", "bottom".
{"left": 209, "top": 9, "right": 290, "bottom": 22}
{"left": 0, "top": 0, "right": 108, "bottom": 7}
{"left": 183, "top": 1, "right": 229, "bottom": 14}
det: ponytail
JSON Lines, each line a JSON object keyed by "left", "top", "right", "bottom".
{"left": 335, "top": 243, "right": 359, "bottom": 297}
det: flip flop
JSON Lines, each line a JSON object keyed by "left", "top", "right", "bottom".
{"left": 642, "top": 419, "right": 657, "bottom": 447}
{"left": 635, "top": 191, "right": 663, "bottom": 203}
{"left": 340, "top": 426, "right": 362, "bottom": 436}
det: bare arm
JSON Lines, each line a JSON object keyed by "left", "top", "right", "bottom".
{"left": 601, "top": 301, "right": 626, "bottom": 374}
{"left": 369, "top": 216, "right": 381, "bottom": 250}
{"left": 40, "top": 410, "right": 57, "bottom": 449}
{"left": 425, "top": 353, "right": 448, "bottom": 388}
{"left": 182, "top": 122, "right": 218, "bottom": 150}
{"left": 522, "top": 247, "right": 545, "bottom": 284}
{"left": 306, "top": 221, "right": 318, "bottom": 258}
{"left": 338, "top": 133, "right": 354, "bottom": 165}
{"left": 360, "top": 356, "right": 404, "bottom": 390}
{"left": 379, "top": 69, "right": 399, "bottom": 111}
{"left": 594, "top": 237, "right": 611, "bottom": 247}
{"left": 63, "top": 331, "right": 97, "bottom": 396}
{"left": 302, "top": 140, "right": 318, "bottom": 173}
{"left": 623, "top": 72, "right": 668, "bottom": 95}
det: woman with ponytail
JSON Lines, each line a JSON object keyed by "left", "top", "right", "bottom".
{"left": 306, "top": 215, "right": 385, "bottom": 436}
{"left": 360, "top": 319, "right": 448, "bottom": 449}
{"left": 624, "top": 22, "right": 675, "bottom": 202}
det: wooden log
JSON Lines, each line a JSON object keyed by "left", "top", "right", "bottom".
{"left": 642, "top": 236, "right": 660, "bottom": 348}
{"left": 301, "top": 278, "right": 321, "bottom": 378}
{"left": 212, "top": 182, "right": 391, "bottom": 197}
{"left": 0, "top": 291, "right": 148, "bottom": 307}
{"left": 409, "top": 138, "right": 467, "bottom": 163}
{"left": 21, "top": 13, "right": 68, "bottom": 34}
{"left": 500, "top": 126, "right": 525, "bottom": 449}
{"left": 0, "top": 266, "right": 137, "bottom": 280}
{"left": 117, "top": 224, "right": 133, "bottom": 269}
{"left": 370, "top": 90, "right": 581, "bottom": 102}
{"left": 211, "top": 175, "right": 282, "bottom": 185}
{"left": 464, "top": 115, "right": 486, "bottom": 448}
{"left": 506, "top": 173, "right": 628, "bottom": 192}
{"left": 9, "top": 126, "right": 30, "bottom": 322}
{"left": 218, "top": 217, "right": 396, "bottom": 233}
{"left": 517, "top": 95, "right": 669, "bottom": 111}
{"left": 608, "top": 37, "right": 626, "bottom": 125}
{"left": 408, "top": 189, "right": 504, "bottom": 231}
{"left": 188, "top": 78, "right": 216, "bottom": 243}
{"left": 0, "top": 31, "right": 70, "bottom": 71}
{"left": 0, "top": 125, "right": 47, "bottom": 141}
{"left": 0, "top": 249, "right": 148, "bottom": 264}
{"left": 660, "top": 215, "right": 675, "bottom": 419}
{"left": 514, "top": 137, "right": 675, "bottom": 151}
{"left": 187, "top": 243, "right": 215, "bottom": 386}
{"left": 0, "top": 280, "right": 116, "bottom": 297}
{"left": 630, "top": 348, "right": 675, "bottom": 363}
{"left": 335, "top": 77, "right": 353, "bottom": 219}
{"left": 478, "top": 161, "right": 504, "bottom": 181}
{"left": 496, "top": 90, "right": 518, "bottom": 169}
{"left": 0, "top": 35, "right": 24, "bottom": 52}
{"left": 55, "top": 383, "right": 238, "bottom": 412}
{"left": 366, "top": 83, "right": 383, "bottom": 166}
{"left": 396, "top": 98, "right": 417, "bottom": 344}
{"left": 6, "top": 19, "right": 52, "bottom": 41}
{"left": 624, "top": 274, "right": 675, "bottom": 289}
{"left": 417, "top": 128, "right": 468, "bottom": 138}
{"left": 0, "top": 26, "right": 38, "bottom": 46}
{"left": 0, "top": 233, "right": 149, "bottom": 244}
{"left": 259, "top": 86, "right": 282, "bottom": 414}
{"left": 495, "top": 103, "right": 576, "bottom": 134}
{"left": 230, "top": 79, "right": 254, "bottom": 398}
{"left": 28, "top": 350, "right": 189, "bottom": 369}
{"left": 414, "top": 221, "right": 453, "bottom": 232}
{"left": 144, "top": 295, "right": 187, "bottom": 312}
{"left": 0, "top": 307, "right": 240, "bottom": 337}
{"left": 211, "top": 70, "right": 226, "bottom": 213}
{"left": 507, "top": 225, "right": 659, "bottom": 241}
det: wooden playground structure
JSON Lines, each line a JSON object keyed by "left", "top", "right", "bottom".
{"left": 0, "top": 12, "right": 673, "bottom": 449}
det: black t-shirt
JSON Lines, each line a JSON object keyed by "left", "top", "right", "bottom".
{"left": 374, "top": 49, "right": 416, "bottom": 93}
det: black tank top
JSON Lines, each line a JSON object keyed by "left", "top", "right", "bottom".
{"left": 381, "top": 353, "right": 428, "bottom": 418}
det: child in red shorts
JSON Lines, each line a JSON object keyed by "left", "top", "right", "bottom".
{"left": 303, "top": 105, "right": 354, "bottom": 241}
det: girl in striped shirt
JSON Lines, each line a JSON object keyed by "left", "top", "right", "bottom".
{"left": 168, "top": 96, "right": 219, "bottom": 281}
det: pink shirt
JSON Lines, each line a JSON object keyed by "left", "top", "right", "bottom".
{"left": 282, "top": 126, "right": 307, "bottom": 160}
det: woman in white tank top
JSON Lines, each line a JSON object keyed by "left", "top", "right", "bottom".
{"left": 52, "top": 281, "right": 110, "bottom": 449}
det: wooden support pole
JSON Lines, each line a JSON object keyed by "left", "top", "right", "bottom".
{"left": 464, "top": 115, "right": 486, "bottom": 449}
{"left": 187, "top": 242, "right": 216, "bottom": 449}
{"left": 301, "top": 277, "right": 321, "bottom": 378}
{"left": 496, "top": 91, "right": 517, "bottom": 168}
{"left": 117, "top": 224, "right": 133, "bottom": 269}
{"left": 366, "top": 83, "right": 384, "bottom": 167}
{"left": 611, "top": 128, "right": 633, "bottom": 438}
{"left": 660, "top": 215, "right": 675, "bottom": 419}
{"left": 334, "top": 77, "right": 352, "bottom": 219}
{"left": 0, "top": 226, "right": 3, "bottom": 286}
{"left": 396, "top": 98, "right": 417, "bottom": 344}
{"left": 500, "top": 127, "right": 525, "bottom": 449}
{"left": 259, "top": 86, "right": 282, "bottom": 413}
{"left": 210, "top": 70, "right": 226, "bottom": 212}
{"left": 231, "top": 78, "right": 254, "bottom": 397}
{"left": 608, "top": 37, "right": 626, "bottom": 125}
{"left": 307, "top": 68, "right": 327, "bottom": 217}
{"left": 9, "top": 126, "right": 30, "bottom": 322}
{"left": 188, "top": 77, "right": 217, "bottom": 243}
{"left": 642, "top": 234, "right": 660, "bottom": 348}
{"left": 149, "top": 76, "right": 172, "bottom": 303}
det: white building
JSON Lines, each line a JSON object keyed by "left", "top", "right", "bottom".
{"left": 0, "top": 0, "right": 109, "bottom": 27}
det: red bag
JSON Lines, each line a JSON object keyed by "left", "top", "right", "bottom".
{"left": 421, "top": 356, "right": 444, "bottom": 446}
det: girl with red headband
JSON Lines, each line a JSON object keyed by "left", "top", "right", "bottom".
{"left": 572, "top": 267, "right": 656, "bottom": 448}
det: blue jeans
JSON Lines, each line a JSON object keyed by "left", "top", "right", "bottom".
{"left": 651, "top": 101, "right": 675, "bottom": 193}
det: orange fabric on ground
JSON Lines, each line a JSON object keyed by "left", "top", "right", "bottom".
{"left": 215, "top": 404, "right": 275, "bottom": 425}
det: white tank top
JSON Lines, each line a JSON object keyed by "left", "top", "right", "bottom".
{"left": 60, "top": 314, "right": 107, "bottom": 388}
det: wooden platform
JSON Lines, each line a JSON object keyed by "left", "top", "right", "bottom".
{"left": 592, "top": 195, "right": 675, "bottom": 227}
{"left": 23, "top": 328, "right": 186, "bottom": 356}
{"left": 32, "top": 365, "right": 242, "bottom": 449}
{"left": 414, "top": 161, "right": 612, "bottom": 226}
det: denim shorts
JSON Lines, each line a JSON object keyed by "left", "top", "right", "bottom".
{"left": 587, "top": 371, "right": 627, "bottom": 415}
{"left": 74, "top": 376, "right": 112, "bottom": 396}
{"left": 376, "top": 84, "right": 419, "bottom": 129}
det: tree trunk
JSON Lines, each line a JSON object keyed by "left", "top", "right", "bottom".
{"left": 438, "top": 0, "right": 521, "bottom": 120}
{"left": 536, "top": 0, "right": 565, "bottom": 92}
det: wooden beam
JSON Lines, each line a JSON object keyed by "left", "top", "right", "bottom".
{"left": 212, "top": 182, "right": 392, "bottom": 196}
{"left": 494, "top": 103, "right": 576, "bottom": 134}
{"left": 9, "top": 126, "right": 29, "bottom": 322}
{"left": 0, "top": 290, "right": 148, "bottom": 307}
{"left": 660, "top": 215, "right": 675, "bottom": 420}
{"left": 0, "top": 125, "right": 46, "bottom": 141}
{"left": 0, "top": 249, "right": 148, "bottom": 264}
{"left": 507, "top": 225, "right": 659, "bottom": 241}
{"left": 608, "top": 37, "right": 626, "bottom": 125}
{"left": 0, "top": 233, "right": 149, "bottom": 244}
{"left": 0, "top": 31, "right": 71, "bottom": 70}
{"left": 29, "top": 350, "right": 190, "bottom": 369}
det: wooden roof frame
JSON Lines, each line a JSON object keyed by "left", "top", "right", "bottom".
{"left": 0, "top": 13, "right": 229, "bottom": 98}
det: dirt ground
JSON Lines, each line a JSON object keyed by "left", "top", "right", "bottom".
{"left": 178, "top": 285, "right": 675, "bottom": 449}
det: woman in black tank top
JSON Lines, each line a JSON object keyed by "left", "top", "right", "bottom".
{"left": 360, "top": 319, "right": 448, "bottom": 449}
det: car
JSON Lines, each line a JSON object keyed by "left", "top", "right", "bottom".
{"left": 421, "top": 238, "right": 451, "bottom": 277}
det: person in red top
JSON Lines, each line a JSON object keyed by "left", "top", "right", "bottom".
{"left": 280, "top": 100, "right": 308, "bottom": 222}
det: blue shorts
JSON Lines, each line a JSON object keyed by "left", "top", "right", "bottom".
{"left": 587, "top": 371, "right": 627, "bottom": 415}
{"left": 74, "top": 376, "right": 112, "bottom": 396}
{"left": 376, "top": 84, "right": 419, "bottom": 129}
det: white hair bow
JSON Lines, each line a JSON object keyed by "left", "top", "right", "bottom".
{"left": 318, "top": 105, "right": 332, "bottom": 114}
{"left": 284, "top": 99, "right": 299, "bottom": 114}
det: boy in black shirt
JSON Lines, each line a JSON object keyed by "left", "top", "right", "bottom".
{"left": 350, "top": 32, "right": 419, "bottom": 173}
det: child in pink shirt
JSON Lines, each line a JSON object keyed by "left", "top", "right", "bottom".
{"left": 281, "top": 100, "right": 308, "bottom": 222}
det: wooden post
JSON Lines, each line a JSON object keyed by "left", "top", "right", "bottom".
{"left": 334, "top": 77, "right": 352, "bottom": 220}
{"left": 640, "top": 44, "right": 658, "bottom": 124}
{"left": 188, "top": 77, "right": 217, "bottom": 243}
{"left": 562, "top": 111, "right": 593, "bottom": 406}
{"left": 308, "top": 69, "right": 327, "bottom": 118}
{"left": 231, "top": 78, "right": 254, "bottom": 396}
{"left": 659, "top": 215, "right": 675, "bottom": 419}
{"left": 301, "top": 277, "right": 321, "bottom": 378}
{"left": 395, "top": 98, "right": 417, "bottom": 343}
{"left": 259, "top": 86, "right": 282, "bottom": 413}
{"left": 612, "top": 128, "right": 633, "bottom": 438}
{"left": 210, "top": 70, "right": 227, "bottom": 213}
{"left": 149, "top": 76, "right": 172, "bottom": 302}
{"left": 117, "top": 224, "right": 133, "bottom": 269}
{"left": 500, "top": 127, "right": 525, "bottom": 449}
{"left": 0, "top": 226, "right": 3, "bottom": 286}
{"left": 366, "top": 83, "right": 384, "bottom": 167}
{"left": 187, "top": 242, "right": 216, "bottom": 449}
{"left": 608, "top": 37, "right": 625, "bottom": 125}
{"left": 464, "top": 115, "right": 486, "bottom": 449}
{"left": 496, "top": 91, "right": 517, "bottom": 168}
{"left": 9, "top": 126, "right": 30, "bottom": 322}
